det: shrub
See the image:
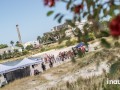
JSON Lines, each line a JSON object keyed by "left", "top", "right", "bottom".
{"left": 41, "top": 48, "right": 45, "bottom": 52}
{"left": 22, "top": 50, "right": 29, "bottom": 55}
{"left": 101, "top": 30, "right": 110, "bottom": 37}
{"left": 0, "top": 44, "right": 8, "bottom": 49}
{"left": 65, "top": 40, "right": 72, "bottom": 46}
{"left": 88, "top": 32, "right": 95, "bottom": 41}
{"left": 56, "top": 45, "right": 65, "bottom": 49}
{"left": 58, "top": 38, "right": 64, "bottom": 44}
{"left": 26, "top": 45, "right": 34, "bottom": 51}
{"left": 114, "top": 41, "right": 120, "bottom": 47}
{"left": 71, "top": 40, "right": 77, "bottom": 45}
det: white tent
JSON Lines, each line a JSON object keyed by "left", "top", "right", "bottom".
{"left": 13, "top": 58, "right": 41, "bottom": 69}
{"left": 0, "top": 58, "right": 42, "bottom": 74}
{"left": 0, "top": 64, "right": 12, "bottom": 74}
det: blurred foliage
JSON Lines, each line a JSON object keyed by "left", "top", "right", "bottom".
{"left": 114, "top": 41, "right": 120, "bottom": 47}
{"left": 0, "top": 44, "right": 8, "bottom": 49}
{"left": 65, "top": 40, "right": 72, "bottom": 46}
{"left": 46, "top": 0, "right": 120, "bottom": 23}
{"left": 26, "top": 45, "right": 34, "bottom": 51}
{"left": 110, "top": 60, "right": 120, "bottom": 75}
{"left": 101, "top": 38, "right": 111, "bottom": 48}
{"left": 22, "top": 50, "right": 29, "bottom": 55}
{"left": 88, "top": 32, "right": 96, "bottom": 40}
{"left": 44, "top": 0, "right": 120, "bottom": 48}
{"left": 56, "top": 45, "right": 65, "bottom": 49}
{"left": 101, "top": 31, "right": 110, "bottom": 37}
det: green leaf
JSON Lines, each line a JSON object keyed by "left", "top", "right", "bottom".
{"left": 54, "top": 13, "right": 61, "bottom": 20}
{"left": 47, "top": 11, "right": 54, "bottom": 16}
{"left": 61, "top": 0, "right": 68, "bottom": 3}
{"left": 58, "top": 15, "right": 64, "bottom": 23}
{"left": 66, "top": 0, "right": 72, "bottom": 10}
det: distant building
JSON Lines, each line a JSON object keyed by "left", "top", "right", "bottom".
{"left": 0, "top": 46, "right": 22, "bottom": 55}
{"left": 51, "top": 22, "right": 68, "bottom": 32}
{"left": 23, "top": 41, "right": 40, "bottom": 48}
{"left": 43, "top": 20, "right": 91, "bottom": 42}
{"left": 43, "top": 32, "right": 52, "bottom": 36}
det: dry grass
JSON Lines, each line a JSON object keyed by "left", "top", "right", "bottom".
{"left": 47, "top": 48, "right": 120, "bottom": 90}
{"left": 1, "top": 75, "right": 47, "bottom": 90}
{"left": 1, "top": 46, "right": 120, "bottom": 90}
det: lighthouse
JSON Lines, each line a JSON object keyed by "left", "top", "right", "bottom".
{"left": 16, "top": 24, "right": 22, "bottom": 44}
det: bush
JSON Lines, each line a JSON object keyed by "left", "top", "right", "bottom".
{"left": 71, "top": 40, "right": 77, "bottom": 45}
{"left": 65, "top": 40, "right": 72, "bottom": 46}
{"left": 58, "top": 38, "right": 64, "bottom": 44}
{"left": 41, "top": 48, "right": 45, "bottom": 52}
{"left": 56, "top": 45, "right": 65, "bottom": 49}
{"left": 88, "top": 32, "right": 95, "bottom": 41}
{"left": 0, "top": 44, "right": 8, "bottom": 49}
{"left": 26, "top": 45, "right": 34, "bottom": 51}
{"left": 22, "top": 50, "right": 29, "bottom": 55}
{"left": 114, "top": 41, "right": 120, "bottom": 47}
{"left": 101, "top": 30, "right": 110, "bottom": 37}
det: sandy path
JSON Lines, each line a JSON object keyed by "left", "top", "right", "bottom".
{"left": 28, "top": 60, "right": 109, "bottom": 90}
{"left": 28, "top": 41, "right": 103, "bottom": 90}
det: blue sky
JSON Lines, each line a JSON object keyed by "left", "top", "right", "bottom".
{"left": 0, "top": 0, "right": 69, "bottom": 45}
{"left": 0, "top": 0, "right": 118, "bottom": 45}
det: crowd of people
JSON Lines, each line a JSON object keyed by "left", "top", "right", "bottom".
{"left": 39, "top": 50, "right": 75, "bottom": 71}
{"left": 39, "top": 46, "right": 87, "bottom": 72}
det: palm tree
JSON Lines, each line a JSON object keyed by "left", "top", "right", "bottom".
{"left": 10, "top": 41, "right": 14, "bottom": 46}
{"left": 16, "top": 41, "right": 19, "bottom": 45}
{"left": 37, "top": 36, "right": 41, "bottom": 44}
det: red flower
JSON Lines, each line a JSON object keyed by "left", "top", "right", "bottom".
{"left": 44, "top": 0, "right": 55, "bottom": 7}
{"left": 49, "top": 0, "right": 55, "bottom": 7}
{"left": 74, "top": 4, "right": 83, "bottom": 14}
{"left": 109, "top": 14, "right": 120, "bottom": 37}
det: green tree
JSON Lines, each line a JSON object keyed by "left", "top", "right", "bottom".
{"left": 2, "top": 51, "right": 7, "bottom": 59}
{"left": 15, "top": 41, "right": 24, "bottom": 49}
{"left": 10, "top": 41, "right": 14, "bottom": 46}
{"left": 37, "top": 36, "right": 42, "bottom": 44}
{"left": 0, "top": 44, "right": 8, "bottom": 49}
{"left": 26, "top": 45, "right": 34, "bottom": 51}
{"left": 22, "top": 50, "right": 29, "bottom": 55}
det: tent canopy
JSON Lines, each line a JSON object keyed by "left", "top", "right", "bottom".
{"left": 14, "top": 58, "right": 40, "bottom": 68}
{"left": 75, "top": 42, "right": 84, "bottom": 48}
{"left": 0, "top": 58, "right": 42, "bottom": 74}
{"left": 0, "top": 64, "right": 13, "bottom": 74}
